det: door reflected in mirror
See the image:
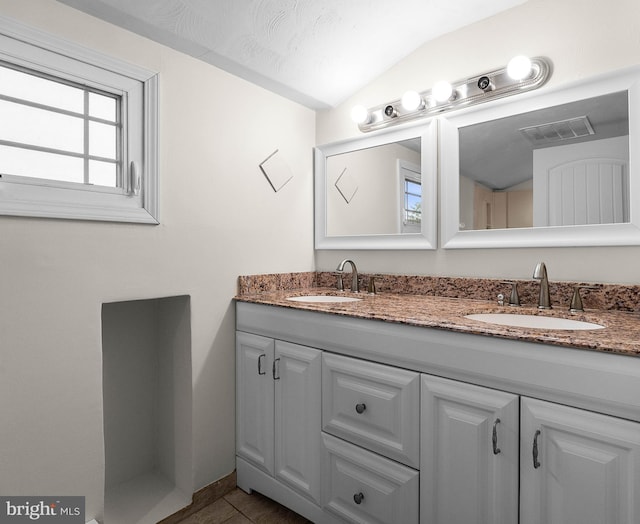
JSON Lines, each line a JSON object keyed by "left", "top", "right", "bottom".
{"left": 326, "top": 138, "right": 421, "bottom": 236}
{"left": 459, "top": 91, "right": 629, "bottom": 230}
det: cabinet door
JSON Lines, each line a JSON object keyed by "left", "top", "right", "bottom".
{"left": 521, "top": 397, "right": 640, "bottom": 524}
{"left": 274, "top": 341, "right": 322, "bottom": 504}
{"left": 236, "top": 332, "right": 274, "bottom": 475}
{"left": 421, "top": 374, "right": 519, "bottom": 524}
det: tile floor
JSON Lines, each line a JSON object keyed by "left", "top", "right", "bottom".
{"left": 178, "top": 488, "right": 312, "bottom": 524}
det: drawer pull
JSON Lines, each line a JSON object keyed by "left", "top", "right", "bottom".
{"left": 257, "top": 354, "right": 266, "bottom": 375}
{"left": 492, "top": 418, "right": 501, "bottom": 455}
{"left": 353, "top": 492, "right": 364, "bottom": 505}
{"left": 355, "top": 403, "right": 367, "bottom": 414}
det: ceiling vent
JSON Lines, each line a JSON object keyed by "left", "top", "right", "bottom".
{"left": 519, "top": 115, "right": 595, "bottom": 146}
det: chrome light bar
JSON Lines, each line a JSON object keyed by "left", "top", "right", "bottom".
{"left": 355, "top": 56, "right": 552, "bottom": 133}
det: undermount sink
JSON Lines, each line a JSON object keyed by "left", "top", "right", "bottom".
{"left": 286, "top": 295, "right": 362, "bottom": 303}
{"left": 465, "top": 313, "right": 605, "bottom": 331}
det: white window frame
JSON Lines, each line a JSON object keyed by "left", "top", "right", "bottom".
{"left": 0, "top": 16, "right": 159, "bottom": 224}
{"left": 398, "top": 159, "right": 422, "bottom": 233}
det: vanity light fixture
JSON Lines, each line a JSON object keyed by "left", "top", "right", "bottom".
{"left": 432, "top": 80, "right": 455, "bottom": 102}
{"left": 350, "top": 104, "right": 370, "bottom": 125}
{"left": 507, "top": 55, "right": 533, "bottom": 80}
{"left": 401, "top": 90, "right": 424, "bottom": 111}
{"left": 352, "top": 56, "right": 551, "bottom": 133}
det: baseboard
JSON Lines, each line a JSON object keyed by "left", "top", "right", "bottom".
{"left": 157, "top": 470, "right": 237, "bottom": 524}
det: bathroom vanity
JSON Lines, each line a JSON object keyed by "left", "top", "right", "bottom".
{"left": 235, "top": 290, "right": 640, "bottom": 524}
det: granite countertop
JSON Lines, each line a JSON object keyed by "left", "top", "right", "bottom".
{"left": 235, "top": 288, "right": 640, "bottom": 357}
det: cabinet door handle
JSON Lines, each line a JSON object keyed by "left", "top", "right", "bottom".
{"left": 257, "top": 354, "right": 266, "bottom": 375}
{"left": 355, "top": 403, "right": 366, "bottom": 414}
{"left": 353, "top": 492, "right": 364, "bottom": 505}
{"left": 533, "top": 429, "right": 541, "bottom": 469}
{"left": 492, "top": 418, "right": 501, "bottom": 455}
{"left": 272, "top": 358, "right": 280, "bottom": 380}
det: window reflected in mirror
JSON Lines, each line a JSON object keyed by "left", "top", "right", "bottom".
{"left": 401, "top": 163, "right": 422, "bottom": 233}
{"left": 458, "top": 91, "right": 629, "bottom": 230}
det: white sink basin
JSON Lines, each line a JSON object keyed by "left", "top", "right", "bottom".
{"left": 465, "top": 313, "right": 604, "bottom": 331}
{"left": 286, "top": 295, "right": 362, "bottom": 303}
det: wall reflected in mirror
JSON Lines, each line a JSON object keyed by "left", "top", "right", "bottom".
{"left": 326, "top": 138, "right": 421, "bottom": 236}
{"left": 459, "top": 91, "right": 629, "bottom": 231}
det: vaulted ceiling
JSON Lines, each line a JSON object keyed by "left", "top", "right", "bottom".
{"left": 56, "top": 0, "right": 527, "bottom": 108}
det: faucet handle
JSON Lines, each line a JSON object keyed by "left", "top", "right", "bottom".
{"left": 501, "top": 281, "right": 521, "bottom": 307}
{"left": 367, "top": 276, "right": 377, "bottom": 295}
{"left": 569, "top": 285, "right": 598, "bottom": 313}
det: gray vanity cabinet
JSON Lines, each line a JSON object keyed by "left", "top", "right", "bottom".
{"left": 520, "top": 397, "right": 640, "bottom": 524}
{"left": 236, "top": 332, "right": 274, "bottom": 475}
{"left": 321, "top": 352, "right": 420, "bottom": 523}
{"left": 321, "top": 432, "right": 419, "bottom": 524}
{"left": 236, "top": 301, "right": 640, "bottom": 524}
{"left": 421, "top": 374, "right": 640, "bottom": 524}
{"left": 236, "top": 332, "right": 322, "bottom": 505}
{"left": 420, "top": 374, "right": 519, "bottom": 524}
{"left": 322, "top": 352, "right": 420, "bottom": 467}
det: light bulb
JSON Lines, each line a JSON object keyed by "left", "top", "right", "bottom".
{"left": 507, "top": 55, "right": 533, "bottom": 80}
{"left": 401, "top": 90, "right": 423, "bottom": 111}
{"left": 350, "top": 105, "right": 370, "bottom": 124}
{"left": 432, "top": 81, "right": 454, "bottom": 102}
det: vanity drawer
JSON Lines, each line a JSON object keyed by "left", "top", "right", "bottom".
{"left": 321, "top": 432, "right": 419, "bottom": 524}
{"left": 322, "top": 352, "right": 420, "bottom": 467}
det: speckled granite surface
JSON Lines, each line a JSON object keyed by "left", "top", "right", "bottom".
{"left": 238, "top": 272, "right": 317, "bottom": 295}
{"left": 236, "top": 272, "right": 640, "bottom": 357}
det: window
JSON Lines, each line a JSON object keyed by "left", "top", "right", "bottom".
{"left": 0, "top": 16, "right": 158, "bottom": 223}
{"left": 0, "top": 64, "right": 121, "bottom": 187}
{"left": 398, "top": 159, "right": 422, "bottom": 233}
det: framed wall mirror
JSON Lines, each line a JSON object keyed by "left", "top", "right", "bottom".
{"left": 315, "top": 121, "right": 437, "bottom": 249}
{"left": 441, "top": 66, "right": 640, "bottom": 248}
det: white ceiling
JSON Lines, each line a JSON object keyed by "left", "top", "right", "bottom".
{"left": 56, "top": 0, "right": 526, "bottom": 109}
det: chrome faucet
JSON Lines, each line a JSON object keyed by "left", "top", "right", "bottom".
{"left": 532, "top": 262, "right": 551, "bottom": 309}
{"left": 336, "top": 259, "right": 359, "bottom": 293}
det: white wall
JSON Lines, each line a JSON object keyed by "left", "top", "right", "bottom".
{"left": 316, "top": 0, "right": 640, "bottom": 284}
{"left": 0, "top": 0, "right": 315, "bottom": 521}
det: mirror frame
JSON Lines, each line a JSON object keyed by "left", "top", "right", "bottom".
{"left": 441, "top": 66, "right": 640, "bottom": 248}
{"left": 315, "top": 121, "right": 437, "bottom": 249}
